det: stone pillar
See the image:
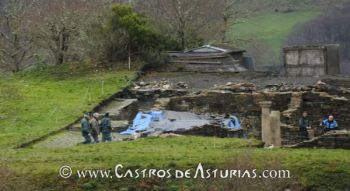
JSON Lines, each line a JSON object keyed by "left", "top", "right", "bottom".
{"left": 260, "top": 101, "right": 272, "bottom": 144}
{"left": 308, "top": 129, "right": 315, "bottom": 139}
{"left": 270, "top": 111, "right": 281, "bottom": 147}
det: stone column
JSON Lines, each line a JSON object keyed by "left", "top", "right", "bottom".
{"left": 308, "top": 129, "right": 315, "bottom": 139}
{"left": 270, "top": 111, "right": 281, "bottom": 147}
{"left": 260, "top": 101, "right": 272, "bottom": 145}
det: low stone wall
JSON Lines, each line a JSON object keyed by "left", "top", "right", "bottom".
{"left": 323, "top": 78, "right": 350, "bottom": 89}
{"left": 289, "top": 131, "right": 350, "bottom": 149}
{"left": 168, "top": 91, "right": 291, "bottom": 114}
{"left": 168, "top": 91, "right": 291, "bottom": 138}
{"left": 302, "top": 92, "right": 350, "bottom": 131}
{"left": 167, "top": 89, "right": 350, "bottom": 144}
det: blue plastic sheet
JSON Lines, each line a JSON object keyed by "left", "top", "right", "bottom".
{"left": 120, "top": 111, "right": 164, "bottom": 135}
{"left": 148, "top": 111, "right": 165, "bottom": 121}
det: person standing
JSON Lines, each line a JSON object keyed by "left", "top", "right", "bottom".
{"left": 298, "top": 111, "right": 311, "bottom": 140}
{"left": 81, "top": 113, "right": 91, "bottom": 144}
{"left": 101, "top": 113, "right": 112, "bottom": 142}
{"left": 90, "top": 113, "right": 100, "bottom": 143}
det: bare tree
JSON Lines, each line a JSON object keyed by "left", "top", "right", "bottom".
{"left": 215, "top": 0, "right": 249, "bottom": 43}
{"left": 136, "top": 0, "right": 217, "bottom": 50}
{"left": 0, "top": 0, "right": 35, "bottom": 72}
{"left": 33, "top": 0, "right": 108, "bottom": 65}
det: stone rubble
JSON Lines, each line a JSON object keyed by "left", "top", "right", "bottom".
{"left": 213, "top": 82, "right": 256, "bottom": 92}
{"left": 130, "top": 80, "right": 189, "bottom": 100}
{"left": 133, "top": 80, "right": 189, "bottom": 90}
{"left": 263, "top": 83, "right": 312, "bottom": 92}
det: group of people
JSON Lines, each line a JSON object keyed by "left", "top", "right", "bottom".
{"left": 298, "top": 111, "right": 339, "bottom": 140}
{"left": 81, "top": 112, "right": 112, "bottom": 144}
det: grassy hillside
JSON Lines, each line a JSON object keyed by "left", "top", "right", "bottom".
{"left": 230, "top": 10, "right": 321, "bottom": 50}
{"left": 0, "top": 65, "right": 349, "bottom": 190}
{"left": 0, "top": 65, "right": 136, "bottom": 148}
{"left": 228, "top": 9, "right": 322, "bottom": 68}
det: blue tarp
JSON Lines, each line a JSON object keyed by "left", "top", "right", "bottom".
{"left": 148, "top": 111, "right": 164, "bottom": 121}
{"left": 227, "top": 116, "right": 241, "bottom": 129}
{"left": 120, "top": 111, "right": 164, "bottom": 135}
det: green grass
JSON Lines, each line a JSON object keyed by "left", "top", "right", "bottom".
{"left": 229, "top": 10, "right": 321, "bottom": 67}
{"left": 0, "top": 64, "right": 350, "bottom": 190}
{"left": 231, "top": 10, "right": 321, "bottom": 48}
{"left": 0, "top": 65, "right": 136, "bottom": 148}
{"left": 1, "top": 136, "right": 350, "bottom": 190}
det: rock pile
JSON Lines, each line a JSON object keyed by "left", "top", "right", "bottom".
{"left": 130, "top": 81, "right": 189, "bottom": 100}
{"left": 264, "top": 83, "right": 311, "bottom": 92}
{"left": 214, "top": 82, "right": 256, "bottom": 92}
{"left": 263, "top": 80, "right": 350, "bottom": 95}
{"left": 132, "top": 80, "right": 189, "bottom": 90}
{"left": 209, "top": 80, "right": 350, "bottom": 95}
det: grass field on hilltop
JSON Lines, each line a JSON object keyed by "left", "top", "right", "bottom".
{"left": 231, "top": 10, "right": 321, "bottom": 48}
{"left": 229, "top": 10, "right": 321, "bottom": 67}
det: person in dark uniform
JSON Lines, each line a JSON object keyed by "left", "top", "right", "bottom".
{"left": 298, "top": 111, "right": 311, "bottom": 140}
{"left": 81, "top": 113, "right": 91, "bottom": 144}
{"left": 101, "top": 113, "right": 112, "bottom": 142}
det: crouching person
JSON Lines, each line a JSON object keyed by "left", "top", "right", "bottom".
{"left": 320, "top": 115, "right": 338, "bottom": 132}
{"left": 81, "top": 113, "right": 91, "bottom": 144}
{"left": 101, "top": 113, "right": 112, "bottom": 142}
{"left": 90, "top": 113, "right": 100, "bottom": 143}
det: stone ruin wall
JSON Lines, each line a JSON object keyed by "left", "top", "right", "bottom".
{"left": 168, "top": 91, "right": 292, "bottom": 138}
{"left": 302, "top": 92, "right": 350, "bottom": 129}
{"left": 284, "top": 48, "right": 326, "bottom": 76}
{"left": 167, "top": 91, "right": 350, "bottom": 143}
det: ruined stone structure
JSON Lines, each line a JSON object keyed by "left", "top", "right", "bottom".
{"left": 283, "top": 44, "right": 340, "bottom": 76}
{"left": 168, "top": 91, "right": 292, "bottom": 138}
{"left": 260, "top": 102, "right": 282, "bottom": 147}
{"left": 167, "top": 44, "right": 248, "bottom": 73}
{"left": 167, "top": 86, "right": 350, "bottom": 146}
{"left": 288, "top": 131, "right": 350, "bottom": 149}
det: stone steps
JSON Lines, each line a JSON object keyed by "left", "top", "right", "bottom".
{"left": 99, "top": 99, "right": 138, "bottom": 120}
{"left": 70, "top": 99, "right": 138, "bottom": 132}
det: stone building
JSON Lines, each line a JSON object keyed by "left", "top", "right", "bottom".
{"left": 167, "top": 44, "right": 249, "bottom": 73}
{"left": 283, "top": 44, "right": 340, "bottom": 76}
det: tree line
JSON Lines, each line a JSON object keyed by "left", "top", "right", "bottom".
{"left": 2, "top": 0, "right": 349, "bottom": 73}
{"left": 0, "top": 0, "right": 254, "bottom": 72}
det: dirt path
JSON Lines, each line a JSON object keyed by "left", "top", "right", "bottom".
{"left": 34, "top": 131, "right": 131, "bottom": 148}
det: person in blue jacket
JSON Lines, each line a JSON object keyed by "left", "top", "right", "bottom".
{"left": 320, "top": 115, "right": 338, "bottom": 132}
